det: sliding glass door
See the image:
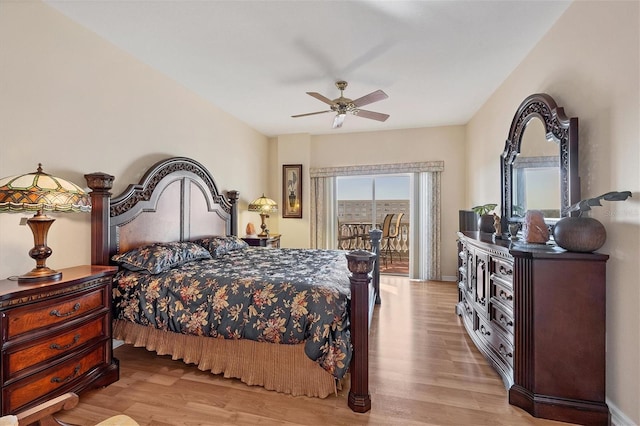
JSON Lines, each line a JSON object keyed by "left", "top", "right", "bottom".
{"left": 336, "top": 174, "right": 410, "bottom": 275}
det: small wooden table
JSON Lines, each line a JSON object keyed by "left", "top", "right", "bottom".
{"left": 242, "top": 234, "right": 281, "bottom": 248}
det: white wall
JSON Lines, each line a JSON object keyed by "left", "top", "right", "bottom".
{"left": 265, "top": 134, "right": 312, "bottom": 249}
{"left": 0, "top": 1, "right": 269, "bottom": 279}
{"left": 466, "top": 1, "right": 639, "bottom": 423}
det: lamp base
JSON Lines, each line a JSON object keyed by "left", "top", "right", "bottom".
{"left": 258, "top": 213, "right": 269, "bottom": 237}
{"left": 19, "top": 212, "right": 61, "bottom": 283}
{"left": 18, "top": 267, "right": 62, "bottom": 283}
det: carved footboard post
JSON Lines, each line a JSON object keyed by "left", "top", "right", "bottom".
{"left": 85, "top": 172, "right": 114, "bottom": 266}
{"left": 346, "top": 250, "right": 375, "bottom": 413}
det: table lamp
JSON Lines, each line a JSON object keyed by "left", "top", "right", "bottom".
{"left": 0, "top": 164, "right": 91, "bottom": 282}
{"left": 248, "top": 194, "right": 277, "bottom": 237}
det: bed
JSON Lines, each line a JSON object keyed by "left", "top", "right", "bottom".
{"left": 84, "top": 156, "right": 380, "bottom": 412}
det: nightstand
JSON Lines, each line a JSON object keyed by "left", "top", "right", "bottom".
{"left": 242, "top": 234, "right": 281, "bottom": 248}
{"left": 0, "top": 265, "right": 120, "bottom": 415}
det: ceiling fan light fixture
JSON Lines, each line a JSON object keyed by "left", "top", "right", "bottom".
{"left": 292, "top": 81, "right": 389, "bottom": 128}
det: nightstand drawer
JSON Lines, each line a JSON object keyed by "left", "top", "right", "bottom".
{"left": 5, "top": 314, "right": 108, "bottom": 380}
{"left": 5, "top": 286, "right": 107, "bottom": 340}
{"left": 4, "top": 342, "right": 107, "bottom": 413}
{"left": 242, "top": 234, "right": 281, "bottom": 248}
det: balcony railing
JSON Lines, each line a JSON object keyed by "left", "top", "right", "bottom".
{"left": 337, "top": 221, "right": 410, "bottom": 261}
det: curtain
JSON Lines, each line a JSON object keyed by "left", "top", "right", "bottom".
{"left": 309, "top": 176, "right": 334, "bottom": 249}
{"left": 420, "top": 171, "right": 441, "bottom": 281}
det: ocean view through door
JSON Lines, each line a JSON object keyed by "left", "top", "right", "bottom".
{"left": 336, "top": 175, "right": 410, "bottom": 276}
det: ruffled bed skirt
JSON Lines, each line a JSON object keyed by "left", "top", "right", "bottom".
{"left": 112, "top": 320, "right": 339, "bottom": 398}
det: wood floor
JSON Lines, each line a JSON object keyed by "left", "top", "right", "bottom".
{"left": 378, "top": 258, "right": 409, "bottom": 275}
{"left": 55, "top": 276, "right": 572, "bottom": 426}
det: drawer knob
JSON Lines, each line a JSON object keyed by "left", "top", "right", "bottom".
{"left": 50, "top": 302, "right": 81, "bottom": 317}
{"left": 499, "top": 265, "right": 513, "bottom": 276}
{"left": 480, "top": 324, "right": 491, "bottom": 336}
{"left": 50, "top": 334, "right": 81, "bottom": 351}
{"left": 499, "top": 290, "right": 513, "bottom": 302}
{"left": 499, "top": 314, "right": 514, "bottom": 328}
{"left": 499, "top": 344, "right": 513, "bottom": 358}
{"left": 51, "top": 364, "right": 81, "bottom": 384}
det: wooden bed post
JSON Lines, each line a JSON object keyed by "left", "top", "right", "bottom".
{"left": 226, "top": 190, "right": 239, "bottom": 236}
{"left": 346, "top": 250, "right": 375, "bottom": 413}
{"left": 85, "top": 172, "right": 114, "bottom": 266}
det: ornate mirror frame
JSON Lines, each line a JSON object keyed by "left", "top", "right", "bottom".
{"left": 500, "top": 93, "right": 580, "bottom": 233}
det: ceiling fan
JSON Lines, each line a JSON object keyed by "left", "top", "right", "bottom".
{"left": 291, "top": 81, "right": 389, "bottom": 129}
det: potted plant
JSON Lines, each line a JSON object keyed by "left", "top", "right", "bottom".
{"left": 471, "top": 203, "right": 498, "bottom": 233}
{"left": 553, "top": 191, "right": 632, "bottom": 252}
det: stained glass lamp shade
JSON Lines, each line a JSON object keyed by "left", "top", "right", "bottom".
{"left": 248, "top": 194, "right": 278, "bottom": 237}
{"left": 0, "top": 164, "right": 91, "bottom": 282}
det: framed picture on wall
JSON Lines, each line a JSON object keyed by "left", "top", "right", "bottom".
{"left": 282, "top": 164, "right": 302, "bottom": 218}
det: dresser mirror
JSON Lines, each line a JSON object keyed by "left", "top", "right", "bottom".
{"left": 500, "top": 93, "right": 580, "bottom": 233}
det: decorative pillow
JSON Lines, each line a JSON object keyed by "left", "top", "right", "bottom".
{"left": 112, "top": 241, "right": 211, "bottom": 274}
{"left": 191, "top": 235, "right": 249, "bottom": 257}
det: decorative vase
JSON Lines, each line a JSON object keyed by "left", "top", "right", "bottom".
{"left": 509, "top": 223, "right": 520, "bottom": 240}
{"left": 553, "top": 216, "right": 606, "bottom": 252}
{"left": 478, "top": 214, "right": 494, "bottom": 233}
{"left": 289, "top": 190, "right": 296, "bottom": 208}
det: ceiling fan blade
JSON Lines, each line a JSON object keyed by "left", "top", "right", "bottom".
{"left": 352, "top": 89, "right": 388, "bottom": 107}
{"left": 307, "top": 92, "right": 336, "bottom": 106}
{"left": 354, "top": 109, "right": 390, "bottom": 122}
{"left": 333, "top": 113, "right": 346, "bottom": 129}
{"left": 291, "top": 110, "right": 332, "bottom": 118}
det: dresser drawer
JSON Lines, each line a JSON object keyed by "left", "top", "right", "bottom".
{"left": 3, "top": 342, "right": 107, "bottom": 413}
{"left": 491, "top": 257, "right": 513, "bottom": 282}
{"left": 459, "top": 293, "right": 474, "bottom": 329}
{"left": 490, "top": 280, "right": 514, "bottom": 310}
{"left": 490, "top": 303, "right": 514, "bottom": 336}
{"left": 4, "top": 285, "right": 108, "bottom": 340}
{"left": 4, "top": 315, "right": 108, "bottom": 381}
{"left": 477, "top": 316, "right": 514, "bottom": 369}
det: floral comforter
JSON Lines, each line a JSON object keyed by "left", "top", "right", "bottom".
{"left": 112, "top": 247, "right": 352, "bottom": 378}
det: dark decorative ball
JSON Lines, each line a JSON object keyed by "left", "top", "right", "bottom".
{"left": 553, "top": 217, "right": 607, "bottom": 252}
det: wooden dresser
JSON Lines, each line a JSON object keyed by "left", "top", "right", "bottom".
{"left": 0, "top": 265, "right": 119, "bottom": 415}
{"left": 456, "top": 231, "right": 609, "bottom": 425}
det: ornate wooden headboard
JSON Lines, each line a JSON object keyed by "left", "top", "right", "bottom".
{"left": 85, "top": 157, "right": 239, "bottom": 265}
